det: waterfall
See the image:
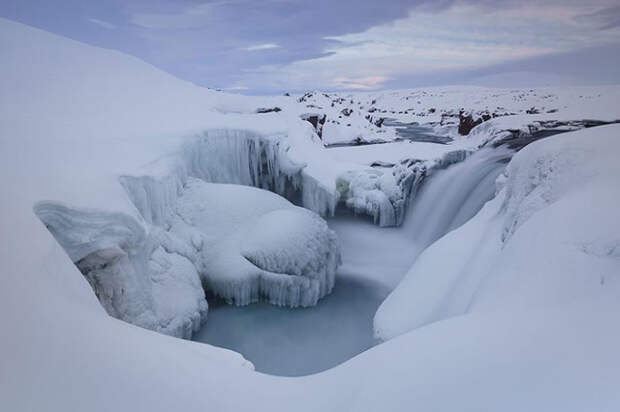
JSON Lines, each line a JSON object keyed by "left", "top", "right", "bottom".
{"left": 403, "top": 146, "right": 513, "bottom": 256}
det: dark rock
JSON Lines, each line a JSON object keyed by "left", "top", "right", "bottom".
{"left": 300, "top": 113, "right": 327, "bottom": 139}
{"left": 458, "top": 111, "right": 484, "bottom": 135}
{"left": 341, "top": 108, "right": 353, "bottom": 117}
{"left": 298, "top": 92, "right": 313, "bottom": 103}
{"left": 255, "top": 107, "right": 282, "bottom": 114}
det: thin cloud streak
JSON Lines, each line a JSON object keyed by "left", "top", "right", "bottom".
{"left": 243, "top": 43, "right": 281, "bottom": 51}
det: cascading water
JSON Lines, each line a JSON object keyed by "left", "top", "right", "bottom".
{"left": 403, "top": 147, "right": 513, "bottom": 258}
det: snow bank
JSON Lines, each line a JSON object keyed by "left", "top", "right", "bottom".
{"left": 375, "top": 124, "right": 620, "bottom": 341}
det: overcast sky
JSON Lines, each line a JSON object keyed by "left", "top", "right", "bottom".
{"left": 2, "top": 0, "right": 620, "bottom": 94}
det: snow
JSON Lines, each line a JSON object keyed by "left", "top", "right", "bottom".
{"left": 2, "top": 16, "right": 620, "bottom": 412}
{"left": 375, "top": 124, "right": 620, "bottom": 341}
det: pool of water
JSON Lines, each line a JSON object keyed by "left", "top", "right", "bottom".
{"left": 384, "top": 120, "right": 453, "bottom": 144}
{"left": 193, "top": 275, "right": 385, "bottom": 376}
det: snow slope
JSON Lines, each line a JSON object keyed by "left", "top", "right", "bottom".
{"left": 375, "top": 124, "right": 620, "bottom": 341}
{"left": 2, "top": 18, "right": 620, "bottom": 412}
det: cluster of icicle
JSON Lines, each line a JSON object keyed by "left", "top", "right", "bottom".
{"left": 35, "top": 129, "right": 342, "bottom": 339}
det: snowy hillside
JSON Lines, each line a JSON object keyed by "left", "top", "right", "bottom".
{"left": 2, "top": 17, "right": 620, "bottom": 412}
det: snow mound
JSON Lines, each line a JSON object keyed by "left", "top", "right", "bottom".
{"left": 241, "top": 208, "right": 339, "bottom": 299}
{"left": 172, "top": 178, "right": 340, "bottom": 307}
{"left": 375, "top": 124, "right": 620, "bottom": 341}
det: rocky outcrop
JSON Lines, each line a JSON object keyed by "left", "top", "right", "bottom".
{"left": 300, "top": 113, "right": 327, "bottom": 139}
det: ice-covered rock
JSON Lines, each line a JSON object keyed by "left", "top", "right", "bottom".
{"left": 171, "top": 178, "right": 340, "bottom": 307}
{"left": 34, "top": 202, "right": 208, "bottom": 338}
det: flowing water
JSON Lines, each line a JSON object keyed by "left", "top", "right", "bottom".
{"left": 404, "top": 147, "right": 513, "bottom": 254}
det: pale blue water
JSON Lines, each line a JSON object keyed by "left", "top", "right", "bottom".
{"left": 193, "top": 275, "right": 385, "bottom": 376}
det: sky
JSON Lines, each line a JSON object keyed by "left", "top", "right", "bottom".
{"left": 2, "top": 0, "right": 620, "bottom": 94}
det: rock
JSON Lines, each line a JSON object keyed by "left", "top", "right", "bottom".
{"left": 256, "top": 107, "right": 282, "bottom": 114}
{"left": 341, "top": 108, "right": 353, "bottom": 117}
{"left": 458, "top": 111, "right": 484, "bottom": 135}
{"left": 300, "top": 113, "right": 327, "bottom": 139}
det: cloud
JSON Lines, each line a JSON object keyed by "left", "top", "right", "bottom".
{"left": 87, "top": 17, "right": 116, "bottom": 30}
{"left": 331, "top": 76, "right": 390, "bottom": 90}
{"left": 4, "top": 0, "right": 619, "bottom": 93}
{"left": 230, "top": 0, "right": 620, "bottom": 92}
{"left": 242, "top": 43, "right": 280, "bottom": 51}
{"left": 130, "top": 2, "right": 221, "bottom": 30}
{"left": 575, "top": 5, "right": 620, "bottom": 30}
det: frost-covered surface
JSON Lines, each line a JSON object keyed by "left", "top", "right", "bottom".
{"left": 3, "top": 17, "right": 620, "bottom": 412}
{"left": 375, "top": 124, "right": 620, "bottom": 341}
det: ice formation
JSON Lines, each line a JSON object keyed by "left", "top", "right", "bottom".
{"left": 34, "top": 202, "right": 208, "bottom": 338}
{"left": 36, "top": 173, "right": 341, "bottom": 335}
{"left": 170, "top": 178, "right": 340, "bottom": 307}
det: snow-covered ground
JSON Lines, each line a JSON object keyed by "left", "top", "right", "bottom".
{"left": 2, "top": 17, "right": 620, "bottom": 412}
